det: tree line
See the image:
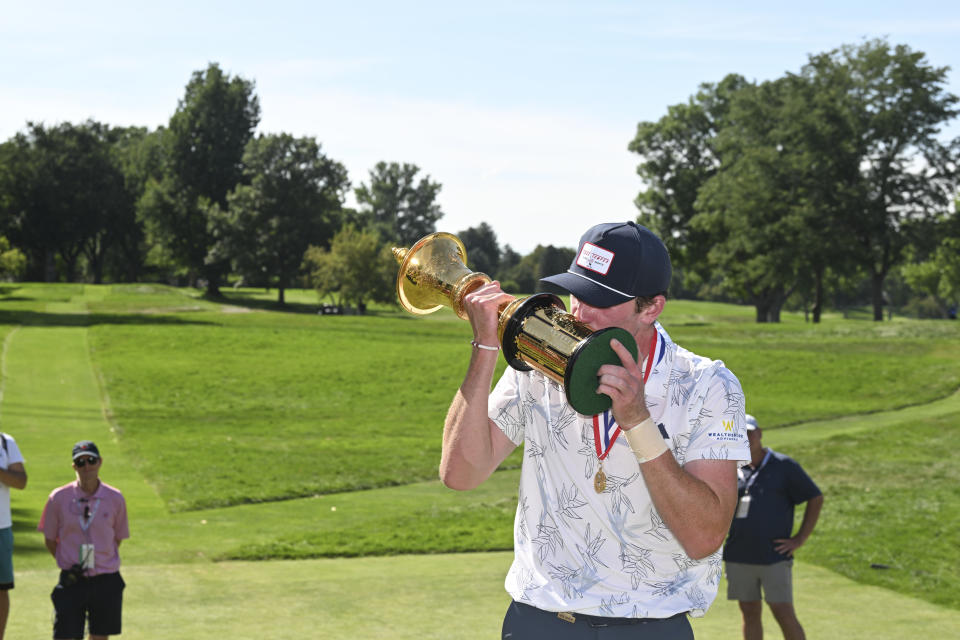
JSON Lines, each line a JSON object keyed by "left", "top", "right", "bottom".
{"left": 630, "top": 38, "right": 960, "bottom": 322}
{"left": 2, "top": 39, "right": 958, "bottom": 320}
{"left": 0, "top": 63, "right": 576, "bottom": 309}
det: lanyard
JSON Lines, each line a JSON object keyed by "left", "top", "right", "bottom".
{"left": 739, "top": 449, "right": 772, "bottom": 495}
{"left": 593, "top": 329, "right": 660, "bottom": 460}
{"left": 74, "top": 488, "right": 101, "bottom": 533}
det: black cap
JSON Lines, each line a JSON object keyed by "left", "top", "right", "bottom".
{"left": 72, "top": 440, "right": 100, "bottom": 461}
{"left": 540, "top": 222, "right": 671, "bottom": 308}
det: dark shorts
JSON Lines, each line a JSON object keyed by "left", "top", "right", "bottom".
{"left": 502, "top": 601, "right": 694, "bottom": 639}
{"left": 51, "top": 571, "right": 125, "bottom": 639}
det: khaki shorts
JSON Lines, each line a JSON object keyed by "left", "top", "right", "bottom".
{"left": 725, "top": 560, "right": 794, "bottom": 603}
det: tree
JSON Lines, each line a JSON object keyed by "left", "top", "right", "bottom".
{"left": 0, "top": 236, "right": 26, "bottom": 280}
{"left": 692, "top": 74, "right": 863, "bottom": 322}
{"left": 303, "top": 224, "right": 396, "bottom": 311}
{"left": 354, "top": 162, "right": 443, "bottom": 246}
{"left": 803, "top": 40, "right": 959, "bottom": 320}
{"left": 628, "top": 74, "right": 749, "bottom": 283}
{"left": 901, "top": 204, "right": 960, "bottom": 317}
{"left": 458, "top": 222, "right": 501, "bottom": 276}
{"left": 501, "top": 244, "right": 576, "bottom": 295}
{"left": 141, "top": 63, "right": 260, "bottom": 296}
{"left": 211, "top": 133, "right": 349, "bottom": 304}
{"left": 0, "top": 121, "right": 136, "bottom": 282}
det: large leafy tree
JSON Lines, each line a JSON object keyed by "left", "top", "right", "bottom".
{"left": 693, "top": 78, "right": 812, "bottom": 322}
{"left": 0, "top": 121, "right": 134, "bottom": 282}
{"left": 694, "top": 71, "right": 864, "bottom": 322}
{"left": 211, "top": 133, "right": 349, "bottom": 304}
{"left": 628, "top": 74, "right": 748, "bottom": 283}
{"left": 142, "top": 63, "right": 260, "bottom": 296}
{"left": 354, "top": 161, "right": 443, "bottom": 246}
{"left": 802, "top": 39, "right": 959, "bottom": 320}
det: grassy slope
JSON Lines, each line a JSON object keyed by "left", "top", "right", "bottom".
{"left": 2, "top": 283, "right": 959, "bottom": 638}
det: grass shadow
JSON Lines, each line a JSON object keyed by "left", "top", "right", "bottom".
{"left": 0, "top": 310, "right": 215, "bottom": 327}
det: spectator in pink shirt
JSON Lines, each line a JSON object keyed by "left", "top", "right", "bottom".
{"left": 38, "top": 441, "right": 129, "bottom": 640}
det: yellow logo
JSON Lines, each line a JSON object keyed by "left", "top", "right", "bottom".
{"left": 722, "top": 420, "right": 734, "bottom": 432}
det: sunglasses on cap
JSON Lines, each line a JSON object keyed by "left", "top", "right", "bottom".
{"left": 74, "top": 456, "right": 99, "bottom": 467}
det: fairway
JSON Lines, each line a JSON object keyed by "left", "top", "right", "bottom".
{"left": 2, "top": 284, "right": 959, "bottom": 638}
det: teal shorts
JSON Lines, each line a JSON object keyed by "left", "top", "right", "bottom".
{"left": 0, "top": 527, "right": 13, "bottom": 589}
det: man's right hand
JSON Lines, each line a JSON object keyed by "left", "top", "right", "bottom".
{"left": 462, "top": 281, "right": 515, "bottom": 347}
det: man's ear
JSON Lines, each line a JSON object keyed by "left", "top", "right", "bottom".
{"left": 639, "top": 295, "right": 666, "bottom": 323}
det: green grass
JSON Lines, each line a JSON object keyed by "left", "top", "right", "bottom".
{"left": 2, "top": 282, "right": 960, "bottom": 639}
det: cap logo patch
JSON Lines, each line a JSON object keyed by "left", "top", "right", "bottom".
{"left": 576, "top": 242, "right": 615, "bottom": 275}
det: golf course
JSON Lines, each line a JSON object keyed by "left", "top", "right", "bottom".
{"left": 1, "top": 283, "right": 958, "bottom": 638}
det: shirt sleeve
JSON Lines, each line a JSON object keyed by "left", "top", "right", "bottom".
{"left": 785, "top": 459, "right": 821, "bottom": 504}
{"left": 38, "top": 494, "right": 59, "bottom": 539}
{"left": 113, "top": 494, "right": 130, "bottom": 542}
{"left": 488, "top": 367, "right": 526, "bottom": 446}
{"left": 684, "top": 363, "right": 750, "bottom": 464}
{"left": 5, "top": 437, "right": 24, "bottom": 465}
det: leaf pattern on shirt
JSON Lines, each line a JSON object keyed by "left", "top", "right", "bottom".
{"left": 691, "top": 405, "right": 713, "bottom": 432}
{"left": 704, "top": 444, "right": 731, "bottom": 461}
{"left": 548, "top": 405, "right": 577, "bottom": 451}
{"left": 619, "top": 542, "right": 656, "bottom": 589}
{"left": 517, "top": 492, "right": 530, "bottom": 544}
{"left": 720, "top": 373, "right": 746, "bottom": 419}
{"left": 577, "top": 422, "right": 599, "bottom": 479}
{"left": 533, "top": 511, "right": 564, "bottom": 562}
{"left": 645, "top": 569, "right": 690, "bottom": 599}
{"left": 547, "top": 562, "right": 584, "bottom": 600}
{"left": 704, "top": 552, "right": 723, "bottom": 586}
{"left": 672, "top": 553, "right": 698, "bottom": 573}
{"left": 514, "top": 567, "right": 543, "bottom": 602}
{"left": 604, "top": 472, "right": 639, "bottom": 515}
{"left": 493, "top": 401, "right": 525, "bottom": 443}
{"left": 645, "top": 508, "right": 670, "bottom": 542}
{"left": 686, "top": 583, "right": 708, "bottom": 612}
{"left": 555, "top": 484, "right": 587, "bottom": 525}
{"left": 575, "top": 523, "right": 609, "bottom": 573}
{"left": 599, "top": 593, "right": 631, "bottom": 616}
{"left": 670, "top": 368, "right": 696, "bottom": 408}
{"left": 671, "top": 431, "right": 692, "bottom": 466}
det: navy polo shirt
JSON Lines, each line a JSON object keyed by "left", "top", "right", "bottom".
{"left": 723, "top": 449, "right": 821, "bottom": 565}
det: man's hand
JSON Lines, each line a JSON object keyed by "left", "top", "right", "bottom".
{"left": 596, "top": 338, "right": 651, "bottom": 429}
{"left": 462, "top": 281, "right": 514, "bottom": 347}
{"left": 773, "top": 536, "right": 805, "bottom": 557}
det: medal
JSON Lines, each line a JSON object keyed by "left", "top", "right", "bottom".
{"left": 594, "top": 468, "right": 607, "bottom": 493}
{"left": 590, "top": 329, "right": 660, "bottom": 494}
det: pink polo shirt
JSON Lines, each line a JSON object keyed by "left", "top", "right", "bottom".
{"left": 38, "top": 480, "right": 129, "bottom": 575}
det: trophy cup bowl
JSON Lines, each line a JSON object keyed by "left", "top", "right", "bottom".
{"left": 393, "top": 232, "right": 638, "bottom": 415}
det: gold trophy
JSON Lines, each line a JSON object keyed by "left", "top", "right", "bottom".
{"left": 393, "top": 232, "right": 638, "bottom": 415}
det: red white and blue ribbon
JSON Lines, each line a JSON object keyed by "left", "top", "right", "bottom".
{"left": 592, "top": 328, "right": 661, "bottom": 460}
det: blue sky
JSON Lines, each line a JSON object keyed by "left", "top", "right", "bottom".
{"left": 2, "top": 1, "right": 959, "bottom": 254}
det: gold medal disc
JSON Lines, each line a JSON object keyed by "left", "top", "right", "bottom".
{"left": 594, "top": 469, "right": 606, "bottom": 493}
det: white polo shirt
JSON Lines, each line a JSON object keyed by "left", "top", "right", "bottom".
{"left": 489, "top": 323, "right": 749, "bottom": 618}
{"left": 0, "top": 433, "right": 25, "bottom": 529}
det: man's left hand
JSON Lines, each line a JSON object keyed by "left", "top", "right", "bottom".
{"left": 596, "top": 338, "right": 650, "bottom": 429}
{"left": 773, "top": 536, "right": 804, "bottom": 557}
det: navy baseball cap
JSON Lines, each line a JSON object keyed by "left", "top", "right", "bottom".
{"left": 541, "top": 221, "right": 671, "bottom": 308}
{"left": 72, "top": 440, "right": 100, "bottom": 460}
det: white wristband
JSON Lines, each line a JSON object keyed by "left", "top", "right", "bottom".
{"left": 470, "top": 340, "right": 500, "bottom": 352}
{"left": 623, "top": 417, "right": 668, "bottom": 463}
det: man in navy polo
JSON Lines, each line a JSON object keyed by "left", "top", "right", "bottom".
{"left": 723, "top": 415, "right": 823, "bottom": 640}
